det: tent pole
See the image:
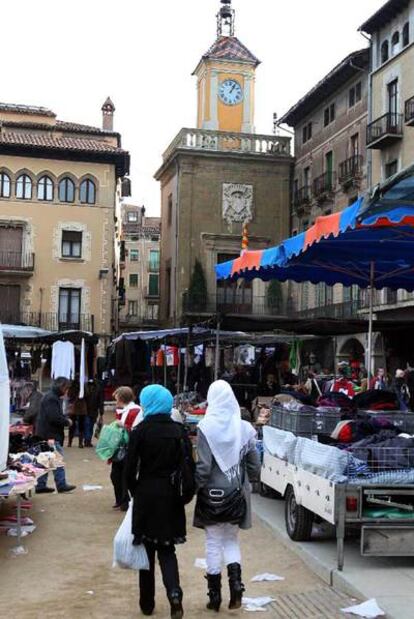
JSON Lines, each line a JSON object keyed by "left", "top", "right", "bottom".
{"left": 367, "top": 261, "right": 375, "bottom": 382}
{"left": 183, "top": 327, "right": 191, "bottom": 393}
{"left": 214, "top": 319, "right": 221, "bottom": 381}
{"left": 163, "top": 337, "right": 167, "bottom": 387}
{"left": 176, "top": 340, "right": 181, "bottom": 396}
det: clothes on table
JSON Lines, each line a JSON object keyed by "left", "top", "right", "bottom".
{"left": 51, "top": 340, "right": 75, "bottom": 379}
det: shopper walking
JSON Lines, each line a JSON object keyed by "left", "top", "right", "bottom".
{"left": 194, "top": 380, "right": 261, "bottom": 612}
{"left": 392, "top": 369, "right": 411, "bottom": 411}
{"left": 67, "top": 379, "right": 87, "bottom": 448}
{"left": 35, "top": 377, "right": 76, "bottom": 494}
{"left": 111, "top": 386, "right": 141, "bottom": 511}
{"left": 84, "top": 378, "right": 104, "bottom": 447}
{"left": 125, "top": 385, "right": 190, "bottom": 619}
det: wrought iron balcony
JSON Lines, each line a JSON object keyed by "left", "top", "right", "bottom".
{"left": 293, "top": 186, "right": 311, "bottom": 210}
{"left": 162, "top": 128, "right": 292, "bottom": 162}
{"left": 313, "top": 172, "right": 336, "bottom": 199}
{"left": 405, "top": 96, "right": 414, "bottom": 126}
{"left": 183, "top": 292, "right": 286, "bottom": 317}
{"left": 0, "top": 311, "right": 94, "bottom": 332}
{"left": 0, "top": 251, "right": 35, "bottom": 275}
{"left": 367, "top": 112, "right": 403, "bottom": 149}
{"left": 338, "top": 155, "right": 363, "bottom": 186}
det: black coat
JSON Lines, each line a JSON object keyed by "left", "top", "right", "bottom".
{"left": 125, "top": 414, "right": 189, "bottom": 545}
{"left": 35, "top": 388, "right": 69, "bottom": 443}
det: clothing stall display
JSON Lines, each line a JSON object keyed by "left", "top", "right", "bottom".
{"left": 51, "top": 341, "right": 75, "bottom": 380}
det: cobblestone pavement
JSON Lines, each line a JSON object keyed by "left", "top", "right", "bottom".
{"left": 0, "top": 431, "right": 359, "bottom": 618}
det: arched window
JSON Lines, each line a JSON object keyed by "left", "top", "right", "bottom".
{"left": 391, "top": 31, "right": 400, "bottom": 55}
{"left": 381, "top": 40, "right": 389, "bottom": 64}
{"left": 80, "top": 179, "right": 96, "bottom": 204}
{"left": 403, "top": 22, "right": 410, "bottom": 47}
{"left": 59, "top": 177, "right": 75, "bottom": 203}
{"left": 37, "top": 175, "right": 54, "bottom": 201}
{"left": 16, "top": 174, "right": 32, "bottom": 200}
{"left": 0, "top": 172, "right": 11, "bottom": 198}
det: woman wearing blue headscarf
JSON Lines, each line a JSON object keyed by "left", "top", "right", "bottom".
{"left": 126, "top": 385, "right": 191, "bottom": 619}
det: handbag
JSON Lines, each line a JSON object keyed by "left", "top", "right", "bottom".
{"left": 195, "top": 465, "right": 247, "bottom": 526}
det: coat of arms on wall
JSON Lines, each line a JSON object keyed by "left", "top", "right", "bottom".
{"left": 222, "top": 183, "right": 254, "bottom": 225}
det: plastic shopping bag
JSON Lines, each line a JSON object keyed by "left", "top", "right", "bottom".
{"left": 112, "top": 503, "right": 149, "bottom": 571}
{"left": 96, "top": 422, "right": 128, "bottom": 461}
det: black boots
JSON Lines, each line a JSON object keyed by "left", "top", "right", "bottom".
{"left": 168, "top": 588, "right": 184, "bottom": 619}
{"left": 227, "top": 563, "right": 245, "bottom": 610}
{"left": 206, "top": 573, "right": 222, "bottom": 612}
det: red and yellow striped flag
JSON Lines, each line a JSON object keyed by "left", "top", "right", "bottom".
{"left": 241, "top": 223, "right": 249, "bottom": 252}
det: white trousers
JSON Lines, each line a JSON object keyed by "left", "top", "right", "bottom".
{"left": 205, "top": 523, "right": 241, "bottom": 575}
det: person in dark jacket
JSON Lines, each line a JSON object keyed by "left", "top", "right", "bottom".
{"left": 23, "top": 383, "right": 43, "bottom": 426}
{"left": 194, "top": 380, "right": 261, "bottom": 613}
{"left": 125, "top": 385, "right": 190, "bottom": 619}
{"left": 35, "top": 377, "right": 76, "bottom": 494}
{"left": 84, "top": 378, "right": 104, "bottom": 447}
{"left": 67, "top": 379, "right": 87, "bottom": 448}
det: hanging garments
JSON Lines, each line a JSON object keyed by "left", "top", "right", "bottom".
{"left": 51, "top": 340, "right": 75, "bottom": 379}
{"left": 0, "top": 327, "right": 10, "bottom": 472}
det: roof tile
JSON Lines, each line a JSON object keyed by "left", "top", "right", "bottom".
{"left": 0, "top": 130, "right": 126, "bottom": 155}
{"left": 202, "top": 36, "right": 259, "bottom": 65}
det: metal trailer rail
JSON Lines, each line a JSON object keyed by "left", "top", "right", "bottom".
{"left": 261, "top": 452, "right": 414, "bottom": 570}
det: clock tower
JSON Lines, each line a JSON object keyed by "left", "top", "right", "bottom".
{"left": 193, "top": 0, "right": 260, "bottom": 133}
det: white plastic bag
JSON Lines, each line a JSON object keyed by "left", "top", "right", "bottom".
{"left": 112, "top": 503, "right": 149, "bottom": 571}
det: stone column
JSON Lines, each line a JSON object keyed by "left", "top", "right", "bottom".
{"left": 242, "top": 75, "right": 253, "bottom": 133}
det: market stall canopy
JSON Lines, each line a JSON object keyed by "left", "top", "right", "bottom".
{"left": 0, "top": 325, "right": 97, "bottom": 344}
{"left": 216, "top": 165, "right": 414, "bottom": 290}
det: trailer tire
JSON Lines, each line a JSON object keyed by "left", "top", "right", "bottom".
{"left": 285, "top": 485, "right": 313, "bottom": 541}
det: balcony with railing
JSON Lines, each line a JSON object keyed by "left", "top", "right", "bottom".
{"left": 367, "top": 112, "right": 403, "bottom": 149}
{"left": 313, "top": 172, "right": 336, "bottom": 200}
{"left": 183, "top": 292, "right": 286, "bottom": 317}
{"left": 293, "top": 186, "right": 311, "bottom": 214}
{"left": 162, "top": 128, "right": 292, "bottom": 163}
{"left": 338, "top": 155, "right": 363, "bottom": 188}
{"left": 405, "top": 96, "right": 414, "bottom": 126}
{"left": 0, "top": 251, "right": 35, "bottom": 275}
{"left": 0, "top": 311, "right": 94, "bottom": 332}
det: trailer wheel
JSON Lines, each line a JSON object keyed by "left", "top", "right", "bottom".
{"left": 285, "top": 485, "right": 313, "bottom": 541}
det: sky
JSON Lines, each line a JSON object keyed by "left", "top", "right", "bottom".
{"left": 1, "top": 0, "right": 384, "bottom": 214}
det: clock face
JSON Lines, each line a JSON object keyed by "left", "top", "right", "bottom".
{"left": 218, "top": 79, "right": 243, "bottom": 106}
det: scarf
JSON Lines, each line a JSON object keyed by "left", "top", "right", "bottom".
{"left": 198, "top": 380, "right": 256, "bottom": 480}
{"left": 140, "top": 384, "right": 173, "bottom": 418}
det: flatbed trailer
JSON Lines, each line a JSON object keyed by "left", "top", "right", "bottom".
{"left": 261, "top": 451, "right": 414, "bottom": 570}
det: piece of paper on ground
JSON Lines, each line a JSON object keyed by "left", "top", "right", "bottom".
{"left": 251, "top": 573, "right": 285, "bottom": 582}
{"left": 242, "top": 596, "right": 276, "bottom": 608}
{"left": 341, "top": 598, "right": 385, "bottom": 618}
{"left": 82, "top": 485, "right": 103, "bottom": 491}
{"left": 194, "top": 558, "right": 208, "bottom": 569}
{"left": 244, "top": 606, "right": 267, "bottom": 612}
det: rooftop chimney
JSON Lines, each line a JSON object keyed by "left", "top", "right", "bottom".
{"left": 101, "top": 96, "right": 115, "bottom": 131}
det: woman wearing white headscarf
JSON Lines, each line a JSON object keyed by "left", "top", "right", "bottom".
{"left": 194, "top": 380, "right": 261, "bottom": 613}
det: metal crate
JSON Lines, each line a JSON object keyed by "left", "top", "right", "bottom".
{"left": 367, "top": 411, "right": 414, "bottom": 434}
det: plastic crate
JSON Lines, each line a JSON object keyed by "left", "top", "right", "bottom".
{"left": 313, "top": 408, "right": 343, "bottom": 435}
{"left": 270, "top": 405, "right": 343, "bottom": 437}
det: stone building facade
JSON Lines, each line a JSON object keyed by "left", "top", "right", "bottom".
{"left": 0, "top": 100, "right": 130, "bottom": 351}
{"left": 279, "top": 49, "right": 370, "bottom": 316}
{"left": 118, "top": 205, "right": 160, "bottom": 331}
{"left": 155, "top": 1, "right": 293, "bottom": 326}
